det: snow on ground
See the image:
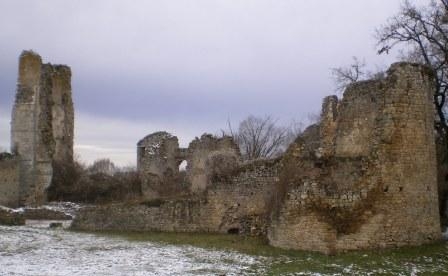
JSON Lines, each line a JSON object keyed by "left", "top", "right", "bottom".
{"left": 1, "top": 202, "right": 84, "bottom": 217}
{"left": 0, "top": 221, "right": 266, "bottom": 276}
{"left": 39, "top": 202, "right": 84, "bottom": 217}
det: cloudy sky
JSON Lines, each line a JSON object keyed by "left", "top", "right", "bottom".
{"left": 0, "top": 0, "right": 429, "bottom": 166}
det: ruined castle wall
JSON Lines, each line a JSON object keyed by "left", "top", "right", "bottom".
{"left": 73, "top": 159, "right": 280, "bottom": 236}
{"left": 51, "top": 66, "right": 74, "bottom": 163}
{"left": 186, "top": 134, "right": 240, "bottom": 193}
{"left": 137, "top": 132, "right": 183, "bottom": 199}
{"left": 137, "top": 132, "right": 241, "bottom": 199}
{"left": 10, "top": 51, "right": 73, "bottom": 206}
{"left": 0, "top": 159, "right": 20, "bottom": 208}
{"left": 268, "top": 63, "right": 441, "bottom": 254}
{"left": 319, "top": 95, "right": 338, "bottom": 158}
{"left": 373, "top": 64, "right": 440, "bottom": 246}
{"left": 137, "top": 132, "right": 180, "bottom": 178}
{"left": 71, "top": 200, "right": 206, "bottom": 233}
{"left": 32, "top": 64, "right": 55, "bottom": 206}
{"left": 75, "top": 61, "right": 439, "bottom": 253}
{"left": 333, "top": 81, "right": 383, "bottom": 158}
{"left": 204, "top": 159, "right": 280, "bottom": 235}
{"left": 11, "top": 51, "right": 49, "bottom": 205}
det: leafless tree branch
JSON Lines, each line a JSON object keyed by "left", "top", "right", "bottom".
{"left": 376, "top": 0, "right": 448, "bottom": 148}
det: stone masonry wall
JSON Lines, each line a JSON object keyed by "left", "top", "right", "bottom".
{"left": 137, "top": 132, "right": 182, "bottom": 200}
{"left": 268, "top": 62, "right": 441, "bottom": 254}
{"left": 0, "top": 159, "right": 20, "bottom": 208}
{"left": 137, "top": 132, "right": 240, "bottom": 199}
{"left": 186, "top": 134, "right": 240, "bottom": 193}
{"left": 10, "top": 51, "right": 74, "bottom": 206}
{"left": 50, "top": 65, "right": 74, "bottom": 163}
{"left": 72, "top": 158, "right": 280, "bottom": 236}
{"left": 205, "top": 159, "right": 280, "bottom": 235}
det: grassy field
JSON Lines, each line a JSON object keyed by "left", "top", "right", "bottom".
{"left": 86, "top": 231, "right": 448, "bottom": 275}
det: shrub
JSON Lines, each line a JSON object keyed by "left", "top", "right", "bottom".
{"left": 47, "top": 159, "right": 142, "bottom": 204}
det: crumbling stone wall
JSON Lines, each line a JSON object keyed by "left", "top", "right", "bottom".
{"left": 72, "top": 158, "right": 280, "bottom": 236}
{"left": 0, "top": 157, "right": 20, "bottom": 208}
{"left": 205, "top": 158, "right": 280, "bottom": 235}
{"left": 50, "top": 65, "right": 74, "bottom": 163}
{"left": 10, "top": 51, "right": 74, "bottom": 206}
{"left": 186, "top": 134, "right": 240, "bottom": 193}
{"left": 268, "top": 62, "right": 441, "bottom": 254}
{"left": 137, "top": 132, "right": 185, "bottom": 199}
{"left": 137, "top": 132, "right": 240, "bottom": 199}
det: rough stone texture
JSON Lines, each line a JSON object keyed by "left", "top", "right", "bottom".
{"left": 137, "top": 132, "right": 183, "bottom": 199}
{"left": 9, "top": 50, "right": 74, "bottom": 206}
{"left": 186, "top": 134, "right": 240, "bottom": 193}
{"left": 268, "top": 62, "right": 441, "bottom": 254}
{"left": 137, "top": 132, "right": 240, "bottom": 198}
{"left": 72, "top": 158, "right": 280, "bottom": 236}
{"left": 0, "top": 158, "right": 20, "bottom": 208}
{"left": 206, "top": 159, "right": 280, "bottom": 235}
{"left": 50, "top": 65, "right": 74, "bottom": 163}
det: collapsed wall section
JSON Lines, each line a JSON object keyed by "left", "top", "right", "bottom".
{"left": 268, "top": 62, "right": 441, "bottom": 254}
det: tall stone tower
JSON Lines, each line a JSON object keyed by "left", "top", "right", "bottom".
{"left": 11, "top": 50, "right": 74, "bottom": 206}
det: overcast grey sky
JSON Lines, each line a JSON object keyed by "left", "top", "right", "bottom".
{"left": 0, "top": 0, "right": 430, "bottom": 166}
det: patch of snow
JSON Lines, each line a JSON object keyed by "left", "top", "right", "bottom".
{"left": 0, "top": 224, "right": 267, "bottom": 276}
{"left": 42, "top": 202, "right": 85, "bottom": 217}
{"left": 0, "top": 205, "right": 23, "bottom": 213}
{"left": 2, "top": 202, "right": 85, "bottom": 217}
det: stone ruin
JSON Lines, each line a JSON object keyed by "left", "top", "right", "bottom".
{"left": 268, "top": 63, "right": 441, "bottom": 253}
{"left": 73, "top": 62, "right": 442, "bottom": 254}
{"left": 0, "top": 51, "right": 74, "bottom": 207}
{"left": 137, "top": 132, "right": 240, "bottom": 198}
{"left": 0, "top": 51, "right": 442, "bottom": 254}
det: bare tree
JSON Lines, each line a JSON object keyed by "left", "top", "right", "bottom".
{"left": 282, "top": 119, "right": 305, "bottom": 151}
{"left": 227, "top": 115, "right": 289, "bottom": 160}
{"left": 306, "top": 111, "right": 322, "bottom": 125}
{"left": 88, "top": 158, "right": 117, "bottom": 175}
{"left": 331, "top": 57, "right": 366, "bottom": 93}
{"left": 376, "top": 0, "right": 448, "bottom": 146}
{"left": 331, "top": 57, "right": 386, "bottom": 93}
